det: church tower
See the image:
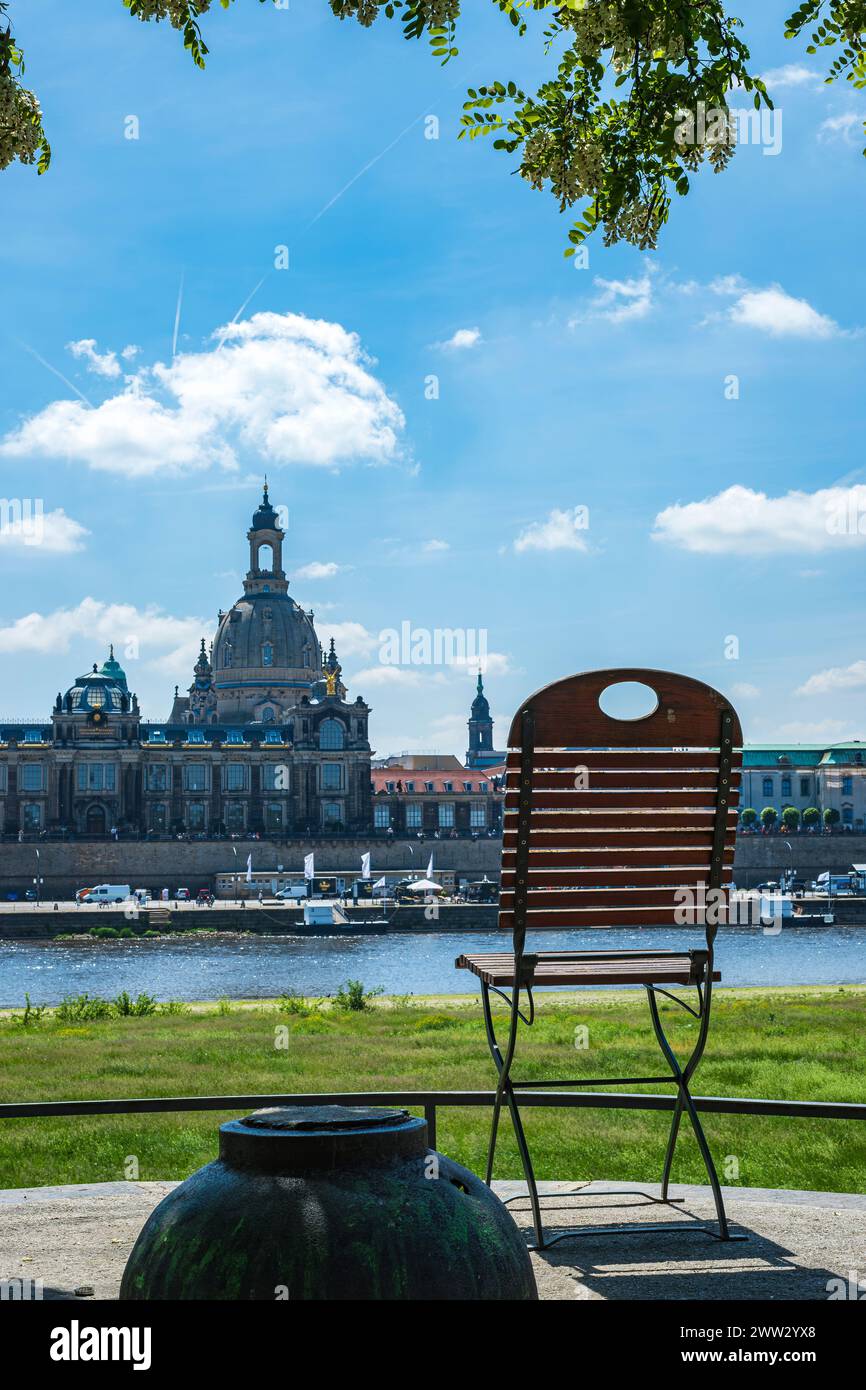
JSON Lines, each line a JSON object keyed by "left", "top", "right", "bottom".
{"left": 466, "top": 671, "right": 497, "bottom": 768}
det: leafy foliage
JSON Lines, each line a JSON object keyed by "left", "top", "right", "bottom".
{"left": 786, "top": 1, "right": 866, "bottom": 151}
{"left": 2, "top": 1, "right": 864, "bottom": 248}
{"left": 333, "top": 978, "right": 384, "bottom": 1011}
{"left": 0, "top": 3, "right": 50, "bottom": 173}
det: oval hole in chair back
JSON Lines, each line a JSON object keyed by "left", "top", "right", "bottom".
{"left": 597, "top": 680, "right": 659, "bottom": 722}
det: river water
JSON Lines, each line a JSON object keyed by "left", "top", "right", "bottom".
{"left": 1, "top": 927, "right": 864, "bottom": 1006}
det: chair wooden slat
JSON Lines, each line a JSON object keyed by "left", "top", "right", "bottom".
{"left": 501, "top": 867, "right": 727, "bottom": 888}
{"left": 502, "top": 828, "right": 736, "bottom": 849}
{"left": 456, "top": 950, "right": 720, "bottom": 987}
{"left": 506, "top": 750, "right": 728, "bottom": 771}
{"left": 505, "top": 667, "right": 741, "bottom": 749}
{"left": 500, "top": 886, "right": 730, "bottom": 909}
{"left": 498, "top": 906, "right": 724, "bottom": 928}
{"left": 505, "top": 839, "right": 733, "bottom": 861}
{"left": 508, "top": 770, "right": 741, "bottom": 791}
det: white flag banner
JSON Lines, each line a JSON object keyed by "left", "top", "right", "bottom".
{"left": 361, "top": 852, "right": 371, "bottom": 880}
{"left": 304, "top": 852, "right": 315, "bottom": 881}
{"left": 426, "top": 854, "right": 434, "bottom": 879}
{"left": 245, "top": 853, "right": 253, "bottom": 883}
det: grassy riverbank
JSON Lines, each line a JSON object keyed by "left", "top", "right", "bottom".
{"left": 1, "top": 986, "right": 864, "bottom": 1192}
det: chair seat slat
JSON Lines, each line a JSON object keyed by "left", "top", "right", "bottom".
{"left": 455, "top": 950, "right": 720, "bottom": 987}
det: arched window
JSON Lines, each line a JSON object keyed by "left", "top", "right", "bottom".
{"left": 223, "top": 646, "right": 233, "bottom": 669}
{"left": 261, "top": 706, "right": 275, "bottom": 723}
{"left": 257, "top": 543, "right": 274, "bottom": 572}
{"left": 262, "top": 643, "right": 273, "bottom": 667}
{"left": 303, "top": 647, "right": 311, "bottom": 668}
{"left": 319, "top": 718, "right": 344, "bottom": 750}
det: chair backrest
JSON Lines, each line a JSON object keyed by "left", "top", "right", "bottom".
{"left": 500, "top": 669, "right": 742, "bottom": 958}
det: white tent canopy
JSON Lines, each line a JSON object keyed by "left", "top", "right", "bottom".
{"left": 405, "top": 877, "right": 444, "bottom": 894}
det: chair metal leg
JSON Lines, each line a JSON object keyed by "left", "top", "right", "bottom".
{"left": 646, "top": 985, "right": 744, "bottom": 1242}
{"left": 660, "top": 1093, "right": 683, "bottom": 1200}
{"left": 480, "top": 982, "right": 546, "bottom": 1249}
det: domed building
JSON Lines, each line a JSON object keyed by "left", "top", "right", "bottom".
{"left": 0, "top": 489, "right": 372, "bottom": 839}
{"left": 195, "top": 482, "right": 322, "bottom": 726}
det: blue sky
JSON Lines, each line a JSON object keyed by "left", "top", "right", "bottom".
{"left": 2, "top": 0, "right": 866, "bottom": 755}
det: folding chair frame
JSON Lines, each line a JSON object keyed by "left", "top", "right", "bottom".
{"left": 477, "top": 691, "right": 747, "bottom": 1251}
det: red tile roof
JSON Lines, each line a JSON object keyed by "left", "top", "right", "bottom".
{"left": 371, "top": 767, "right": 498, "bottom": 795}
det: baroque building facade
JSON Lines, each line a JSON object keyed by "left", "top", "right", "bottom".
{"left": 0, "top": 489, "right": 373, "bottom": 838}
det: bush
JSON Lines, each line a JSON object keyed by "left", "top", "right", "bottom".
{"left": 333, "top": 979, "right": 383, "bottom": 1013}
{"left": 10, "top": 993, "right": 45, "bottom": 1027}
{"left": 113, "top": 990, "right": 158, "bottom": 1017}
{"left": 158, "top": 1000, "right": 189, "bottom": 1016}
{"left": 89, "top": 926, "right": 119, "bottom": 939}
{"left": 274, "top": 993, "right": 322, "bottom": 1018}
{"left": 56, "top": 993, "right": 113, "bottom": 1022}
{"left": 118, "top": 926, "right": 135, "bottom": 938}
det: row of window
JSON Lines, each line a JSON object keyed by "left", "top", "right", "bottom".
{"left": 146, "top": 762, "right": 343, "bottom": 792}
{"left": 221, "top": 644, "right": 314, "bottom": 669}
{"left": 148, "top": 801, "right": 344, "bottom": 831}
{"left": 380, "top": 779, "right": 490, "bottom": 794}
{"left": 758, "top": 775, "right": 854, "bottom": 797}
{"left": 145, "top": 719, "right": 351, "bottom": 749}
{"left": 374, "top": 803, "right": 488, "bottom": 829}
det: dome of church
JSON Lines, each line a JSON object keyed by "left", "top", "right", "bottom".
{"left": 212, "top": 593, "right": 320, "bottom": 680}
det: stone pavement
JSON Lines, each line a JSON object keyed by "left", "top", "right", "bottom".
{"left": 0, "top": 1178, "right": 863, "bottom": 1300}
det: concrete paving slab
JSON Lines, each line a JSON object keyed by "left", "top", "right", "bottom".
{"left": 0, "top": 1179, "right": 863, "bottom": 1300}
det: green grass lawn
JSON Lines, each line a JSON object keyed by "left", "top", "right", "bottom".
{"left": 1, "top": 987, "right": 864, "bottom": 1193}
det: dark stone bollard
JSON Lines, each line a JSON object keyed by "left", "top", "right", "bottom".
{"left": 120, "top": 1105, "right": 537, "bottom": 1301}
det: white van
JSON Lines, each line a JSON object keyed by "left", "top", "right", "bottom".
{"left": 77, "top": 884, "right": 131, "bottom": 904}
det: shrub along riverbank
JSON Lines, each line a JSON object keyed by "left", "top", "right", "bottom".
{"left": 0, "top": 985, "right": 863, "bottom": 1193}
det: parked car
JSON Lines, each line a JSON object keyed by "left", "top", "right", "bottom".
{"left": 755, "top": 881, "right": 779, "bottom": 893}
{"left": 76, "top": 884, "right": 132, "bottom": 904}
{"left": 175, "top": 887, "right": 191, "bottom": 901}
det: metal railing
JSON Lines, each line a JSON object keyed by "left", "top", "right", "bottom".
{"left": 1, "top": 1089, "right": 863, "bottom": 1154}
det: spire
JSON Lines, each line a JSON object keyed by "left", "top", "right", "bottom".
{"left": 323, "top": 637, "right": 344, "bottom": 698}
{"left": 194, "top": 637, "right": 212, "bottom": 678}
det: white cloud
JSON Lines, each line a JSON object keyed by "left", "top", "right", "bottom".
{"left": 351, "top": 665, "right": 425, "bottom": 688}
{"left": 571, "top": 273, "right": 653, "bottom": 326}
{"left": 796, "top": 661, "right": 866, "bottom": 696}
{"left": 436, "top": 327, "right": 482, "bottom": 351}
{"left": 67, "top": 338, "right": 123, "bottom": 379}
{"left": 2, "top": 312, "right": 405, "bottom": 477}
{"left": 727, "top": 284, "right": 839, "bottom": 339}
{"left": 422, "top": 538, "right": 450, "bottom": 553}
{"left": 762, "top": 64, "right": 822, "bottom": 89}
{"left": 0, "top": 507, "right": 89, "bottom": 553}
{"left": 819, "top": 112, "right": 862, "bottom": 143}
{"left": 294, "top": 561, "right": 342, "bottom": 580}
{"left": 514, "top": 507, "right": 590, "bottom": 554}
{"left": 731, "top": 682, "right": 760, "bottom": 699}
{"left": 316, "top": 620, "right": 377, "bottom": 660}
{"left": 652, "top": 483, "right": 866, "bottom": 555}
{"left": 0, "top": 598, "right": 207, "bottom": 676}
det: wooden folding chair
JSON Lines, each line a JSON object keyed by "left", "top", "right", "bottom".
{"left": 456, "top": 668, "right": 745, "bottom": 1250}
